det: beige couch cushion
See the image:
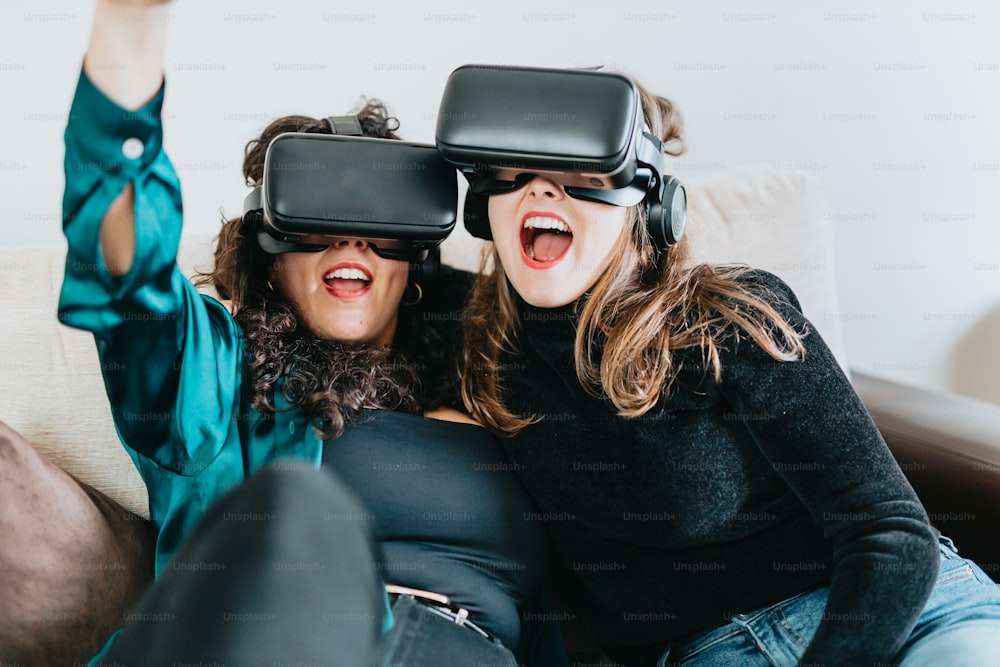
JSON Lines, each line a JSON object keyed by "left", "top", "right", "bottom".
{"left": 0, "top": 237, "right": 216, "bottom": 520}
{"left": 684, "top": 167, "right": 845, "bottom": 367}
{"left": 0, "top": 167, "right": 841, "bottom": 517}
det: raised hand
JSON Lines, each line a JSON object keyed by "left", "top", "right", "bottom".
{"left": 84, "top": 0, "right": 174, "bottom": 277}
{"left": 85, "top": 0, "right": 172, "bottom": 110}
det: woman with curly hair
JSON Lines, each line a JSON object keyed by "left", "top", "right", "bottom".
{"left": 50, "top": 2, "right": 564, "bottom": 665}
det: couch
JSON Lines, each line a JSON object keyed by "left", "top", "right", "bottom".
{"left": 3, "top": 167, "right": 999, "bottom": 661}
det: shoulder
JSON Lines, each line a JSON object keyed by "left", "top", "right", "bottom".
{"left": 681, "top": 265, "right": 808, "bottom": 345}
{"left": 422, "top": 406, "right": 482, "bottom": 426}
{"left": 683, "top": 265, "right": 813, "bottom": 369}
{"left": 725, "top": 267, "right": 804, "bottom": 315}
{"left": 196, "top": 293, "right": 247, "bottom": 343}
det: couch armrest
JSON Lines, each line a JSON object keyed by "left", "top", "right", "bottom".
{"left": 851, "top": 370, "right": 1000, "bottom": 575}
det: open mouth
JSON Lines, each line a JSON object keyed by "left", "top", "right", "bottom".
{"left": 323, "top": 264, "right": 373, "bottom": 298}
{"left": 520, "top": 214, "right": 573, "bottom": 265}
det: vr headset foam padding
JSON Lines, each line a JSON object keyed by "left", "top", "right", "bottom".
{"left": 435, "top": 64, "right": 686, "bottom": 248}
{"left": 245, "top": 133, "right": 458, "bottom": 257}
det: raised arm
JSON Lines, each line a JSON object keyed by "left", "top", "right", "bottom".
{"left": 59, "top": 0, "right": 243, "bottom": 479}
{"left": 87, "top": 0, "right": 171, "bottom": 278}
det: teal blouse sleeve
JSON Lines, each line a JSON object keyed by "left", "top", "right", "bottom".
{"left": 58, "top": 69, "right": 243, "bottom": 469}
{"left": 57, "top": 69, "right": 257, "bottom": 570}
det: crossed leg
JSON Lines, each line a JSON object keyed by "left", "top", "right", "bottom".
{"left": 101, "top": 463, "right": 387, "bottom": 666}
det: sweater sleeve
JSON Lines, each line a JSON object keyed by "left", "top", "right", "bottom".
{"left": 57, "top": 68, "right": 243, "bottom": 475}
{"left": 715, "top": 270, "right": 939, "bottom": 666}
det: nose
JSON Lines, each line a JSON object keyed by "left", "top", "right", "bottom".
{"left": 331, "top": 238, "right": 370, "bottom": 250}
{"left": 523, "top": 175, "right": 565, "bottom": 200}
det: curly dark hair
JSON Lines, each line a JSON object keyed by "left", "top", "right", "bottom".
{"left": 196, "top": 101, "right": 461, "bottom": 440}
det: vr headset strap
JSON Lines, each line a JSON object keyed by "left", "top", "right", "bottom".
{"left": 636, "top": 132, "right": 666, "bottom": 195}
{"left": 243, "top": 186, "right": 261, "bottom": 214}
{"left": 324, "top": 115, "right": 363, "bottom": 136}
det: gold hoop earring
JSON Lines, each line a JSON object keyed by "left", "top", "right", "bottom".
{"left": 402, "top": 282, "right": 423, "bottom": 307}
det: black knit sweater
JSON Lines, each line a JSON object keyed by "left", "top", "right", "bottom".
{"left": 496, "top": 270, "right": 939, "bottom": 667}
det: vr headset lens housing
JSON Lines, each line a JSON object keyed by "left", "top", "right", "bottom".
{"left": 436, "top": 65, "right": 662, "bottom": 207}
{"left": 245, "top": 133, "right": 458, "bottom": 258}
{"left": 468, "top": 170, "right": 653, "bottom": 207}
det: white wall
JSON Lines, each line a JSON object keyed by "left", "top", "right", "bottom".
{"left": 3, "top": 0, "right": 999, "bottom": 405}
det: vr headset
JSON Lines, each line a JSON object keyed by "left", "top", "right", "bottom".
{"left": 243, "top": 116, "right": 458, "bottom": 263}
{"left": 435, "top": 65, "right": 687, "bottom": 248}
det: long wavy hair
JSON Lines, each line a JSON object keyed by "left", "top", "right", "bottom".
{"left": 460, "top": 77, "right": 808, "bottom": 436}
{"left": 196, "top": 102, "right": 459, "bottom": 440}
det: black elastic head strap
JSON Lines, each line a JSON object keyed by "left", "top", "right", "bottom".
{"left": 324, "top": 115, "right": 363, "bottom": 136}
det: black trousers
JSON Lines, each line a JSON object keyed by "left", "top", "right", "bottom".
{"left": 98, "top": 463, "right": 519, "bottom": 667}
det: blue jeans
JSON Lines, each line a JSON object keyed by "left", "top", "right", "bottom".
{"left": 659, "top": 536, "right": 1000, "bottom": 667}
{"left": 375, "top": 594, "right": 518, "bottom": 666}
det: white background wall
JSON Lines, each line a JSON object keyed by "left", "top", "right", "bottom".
{"left": 2, "top": 0, "right": 998, "bottom": 405}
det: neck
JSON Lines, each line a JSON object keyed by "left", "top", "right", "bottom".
{"left": 515, "top": 296, "right": 591, "bottom": 396}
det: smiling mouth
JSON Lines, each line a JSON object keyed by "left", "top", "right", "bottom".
{"left": 323, "top": 266, "right": 372, "bottom": 296}
{"left": 521, "top": 215, "right": 573, "bottom": 263}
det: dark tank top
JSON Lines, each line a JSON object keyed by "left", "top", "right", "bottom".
{"left": 322, "top": 409, "right": 548, "bottom": 651}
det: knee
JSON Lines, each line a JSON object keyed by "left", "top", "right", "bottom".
{"left": 0, "top": 420, "right": 33, "bottom": 466}
{"left": 0, "top": 422, "right": 57, "bottom": 491}
{"left": 0, "top": 422, "right": 51, "bottom": 501}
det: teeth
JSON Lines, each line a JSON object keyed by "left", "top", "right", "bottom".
{"left": 324, "top": 267, "right": 369, "bottom": 281}
{"left": 523, "top": 216, "right": 570, "bottom": 233}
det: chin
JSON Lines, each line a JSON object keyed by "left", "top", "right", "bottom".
{"left": 505, "top": 259, "right": 592, "bottom": 310}
{"left": 314, "top": 324, "right": 366, "bottom": 344}
{"left": 516, "top": 284, "right": 578, "bottom": 310}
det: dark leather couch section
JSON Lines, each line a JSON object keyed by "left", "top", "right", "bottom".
{"left": 852, "top": 370, "right": 1000, "bottom": 576}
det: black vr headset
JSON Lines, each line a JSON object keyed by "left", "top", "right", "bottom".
{"left": 435, "top": 65, "right": 687, "bottom": 248}
{"left": 243, "top": 116, "right": 458, "bottom": 264}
